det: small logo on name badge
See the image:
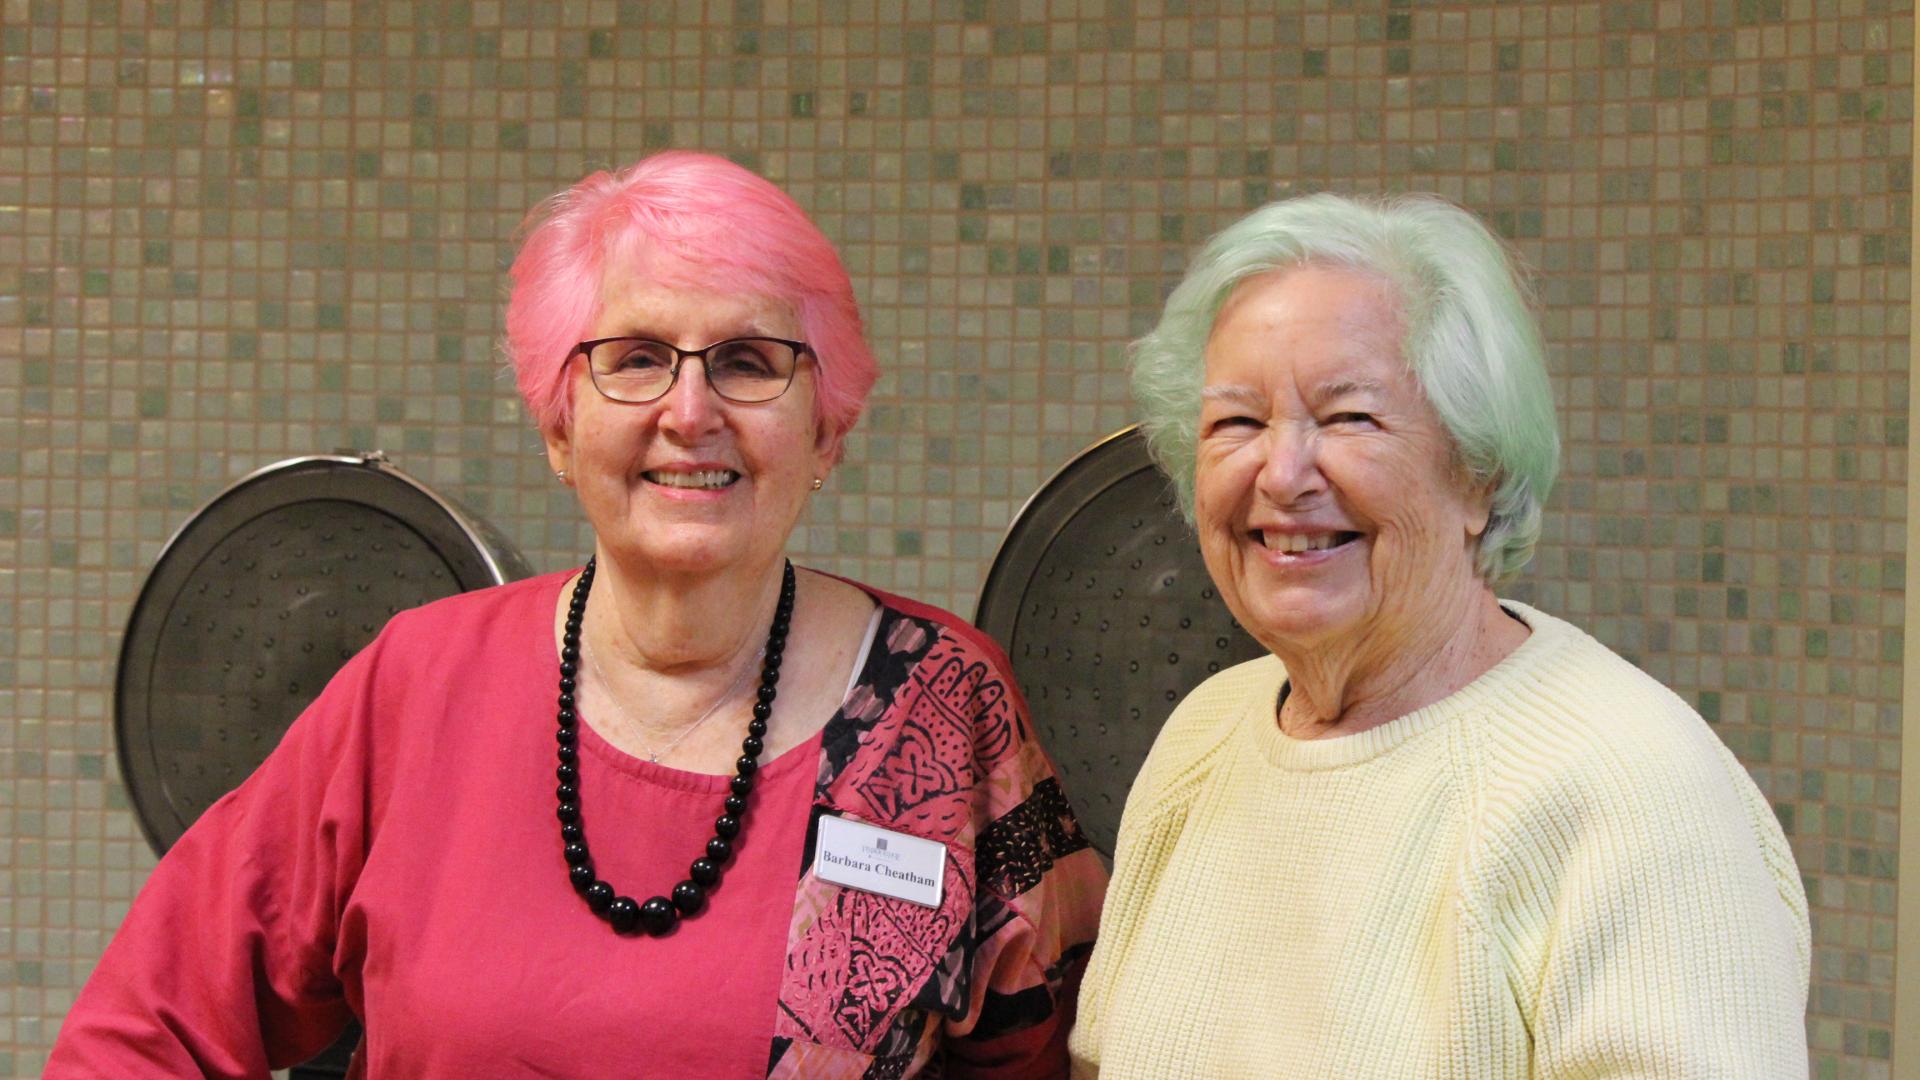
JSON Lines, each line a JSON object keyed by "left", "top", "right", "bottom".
{"left": 875, "top": 838, "right": 888, "bottom": 851}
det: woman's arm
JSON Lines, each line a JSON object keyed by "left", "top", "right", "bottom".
{"left": 938, "top": 629, "right": 1107, "bottom": 1079}
{"left": 943, "top": 775, "right": 1106, "bottom": 1077}
{"left": 1479, "top": 714, "right": 1811, "bottom": 1078}
{"left": 44, "top": 629, "right": 395, "bottom": 1077}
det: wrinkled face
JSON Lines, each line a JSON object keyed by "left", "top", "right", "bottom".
{"left": 1193, "top": 264, "right": 1491, "bottom": 656}
{"left": 543, "top": 265, "right": 840, "bottom": 579}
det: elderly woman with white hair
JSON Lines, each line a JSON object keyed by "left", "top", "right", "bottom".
{"left": 1070, "top": 193, "right": 1810, "bottom": 1078}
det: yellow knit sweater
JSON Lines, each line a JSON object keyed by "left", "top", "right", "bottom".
{"left": 1070, "top": 602, "right": 1810, "bottom": 1079}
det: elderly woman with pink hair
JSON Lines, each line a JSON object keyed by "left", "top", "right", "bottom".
{"left": 49, "top": 152, "right": 1105, "bottom": 1079}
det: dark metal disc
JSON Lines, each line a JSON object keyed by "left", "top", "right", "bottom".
{"left": 976, "top": 426, "right": 1267, "bottom": 860}
{"left": 115, "top": 452, "right": 532, "bottom": 857}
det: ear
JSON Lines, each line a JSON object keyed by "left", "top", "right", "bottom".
{"left": 813, "top": 418, "right": 849, "bottom": 473}
{"left": 1461, "top": 476, "right": 1496, "bottom": 539}
{"left": 542, "top": 420, "right": 573, "bottom": 480}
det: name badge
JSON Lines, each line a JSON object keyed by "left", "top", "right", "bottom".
{"left": 812, "top": 814, "right": 946, "bottom": 909}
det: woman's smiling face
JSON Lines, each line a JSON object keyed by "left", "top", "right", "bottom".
{"left": 1193, "top": 264, "right": 1492, "bottom": 659}
{"left": 543, "top": 264, "right": 839, "bottom": 580}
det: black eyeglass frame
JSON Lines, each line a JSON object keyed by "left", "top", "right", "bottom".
{"left": 571, "top": 335, "right": 814, "bottom": 405}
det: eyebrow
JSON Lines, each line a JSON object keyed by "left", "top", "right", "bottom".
{"left": 606, "top": 321, "right": 787, "bottom": 343}
{"left": 1307, "top": 378, "right": 1388, "bottom": 408}
{"left": 1201, "top": 378, "right": 1388, "bottom": 410}
{"left": 1200, "top": 384, "right": 1268, "bottom": 410}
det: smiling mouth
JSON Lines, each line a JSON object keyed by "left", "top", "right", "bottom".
{"left": 643, "top": 469, "right": 740, "bottom": 490}
{"left": 1256, "top": 530, "right": 1361, "bottom": 554}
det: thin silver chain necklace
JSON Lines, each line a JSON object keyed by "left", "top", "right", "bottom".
{"left": 581, "top": 634, "right": 761, "bottom": 764}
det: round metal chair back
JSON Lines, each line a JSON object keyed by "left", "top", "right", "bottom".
{"left": 116, "top": 451, "right": 532, "bottom": 855}
{"left": 976, "top": 426, "right": 1267, "bottom": 860}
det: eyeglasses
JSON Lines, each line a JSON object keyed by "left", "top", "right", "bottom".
{"left": 574, "top": 336, "right": 811, "bottom": 405}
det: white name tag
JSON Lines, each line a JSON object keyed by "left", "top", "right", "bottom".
{"left": 813, "top": 814, "right": 946, "bottom": 909}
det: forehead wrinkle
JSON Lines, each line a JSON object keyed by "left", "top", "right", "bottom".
{"left": 595, "top": 286, "right": 795, "bottom": 344}
{"left": 604, "top": 317, "right": 787, "bottom": 343}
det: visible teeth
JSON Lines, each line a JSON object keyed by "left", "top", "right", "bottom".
{"left": 1261, "top": 531, "right": 1344, "bottom": 553}
{"left": 645, "top": 469, "right": 737, "bottom": 489}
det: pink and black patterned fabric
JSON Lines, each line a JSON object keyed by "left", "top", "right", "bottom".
{"left": 771, "top": 590, "right": 1107, "bottom": 1077}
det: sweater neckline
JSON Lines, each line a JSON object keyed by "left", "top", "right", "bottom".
{"left": 1245, "top": 601, "right": 1563, "bottom": 771}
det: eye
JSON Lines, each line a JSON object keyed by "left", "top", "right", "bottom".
{"left": 1326, "top": 411, "right": 1378, "bottom": 428}
{"left": 1204, "top": 414, "right": 1262, "bottom": 435}
{"left": 603, "top": 341, "right": 673, "bottom": 373}
{"left": 707, "top": 339, "right": 782, "bottom": 379}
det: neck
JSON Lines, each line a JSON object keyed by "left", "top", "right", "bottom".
{"left": 585, "top": 547, "right": 785, "bottom": 679}
{"left": 1272, "top": 581, "right": 1526, "bottom": 740}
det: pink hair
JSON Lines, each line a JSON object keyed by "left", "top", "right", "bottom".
{"left": 504, "top": 151, "right": 877, "bottom": 439}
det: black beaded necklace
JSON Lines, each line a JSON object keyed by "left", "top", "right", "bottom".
{"left": 555, "top": 555, "right": 794, "bottom": 936}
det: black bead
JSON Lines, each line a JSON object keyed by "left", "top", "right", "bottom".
{"left": 559, "top": 676, "right": 575, "bottom": 693}
{"left": 707, "top": 836, "right": 733, "bottom": 862}
{"left": 556, "top": 726, "right": 577, "bottom": 746}
{"left": 714, "top": 814, "right": 740, "bottom": 838}
{"left": 756, "top": 684, "right": 778, "bottom": 704}
{"left": 671, "top": 880, "right": 707, "bottom": 916}
{"left": 735, "top": 755, "right": 758, "bottom": 776}
{"left": 556, "top": 802, "right": 579, "bottom": 824}
{"left": 570, "top": 863, "right": 595, "bottom": 890}
{"left": 729, "top": 774, "right": 753, "bottom": 797}
{"left": 563, "top": 842, "right": 590, "bottom": 866}
{"left": 689, "top": 857, "right": 720, "bottom": 885}
{"left": 560, "top": 660, "right": 577, "bottom": 677}
{"left": 556, "top": 783, "right": 578, "bottom": 803}
{"left": 723, "top": 794, "right": 747, "bottom": 816}
{"left": 585, "top": 881, "right": 615, "bottom": 912}
{"left": 557, "top": 764, "right": 578, "bottom": 785}
{"left": 748, "top": 717, "right": 768, "bottom": 736}
{"left": 751, "top": 703, "right": 772, "bottom": 722}
{"left": 638, "top": 896, "right": 678, "bottom": 936}
{"left": 558, "top": 691, "right": 575, "bottom": 708}
{"left": 557, "top": 744, "right": 577, "bottom": 764}
{"left": 742, "top": 736, "right": 764, "bottom": 757}
{"left": 558, "top": 710, "right": 577, "bottom": 729}
{"left": 607, "top": 896, "right": 640, "bottom": 933}
{"left": 561, "top": 822, "right": 583, "bottom": 843}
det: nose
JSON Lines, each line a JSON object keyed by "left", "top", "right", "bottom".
{"left": 655, "top": 358, "right": 725, "bottom": 437}
{"left": 1253, "top": 422, "right": 1326, "bottom": 508}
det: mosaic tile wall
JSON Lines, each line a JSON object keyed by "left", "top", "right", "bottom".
{"left": 1, "top": 0, "right": 1909, "bottom": 1074}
